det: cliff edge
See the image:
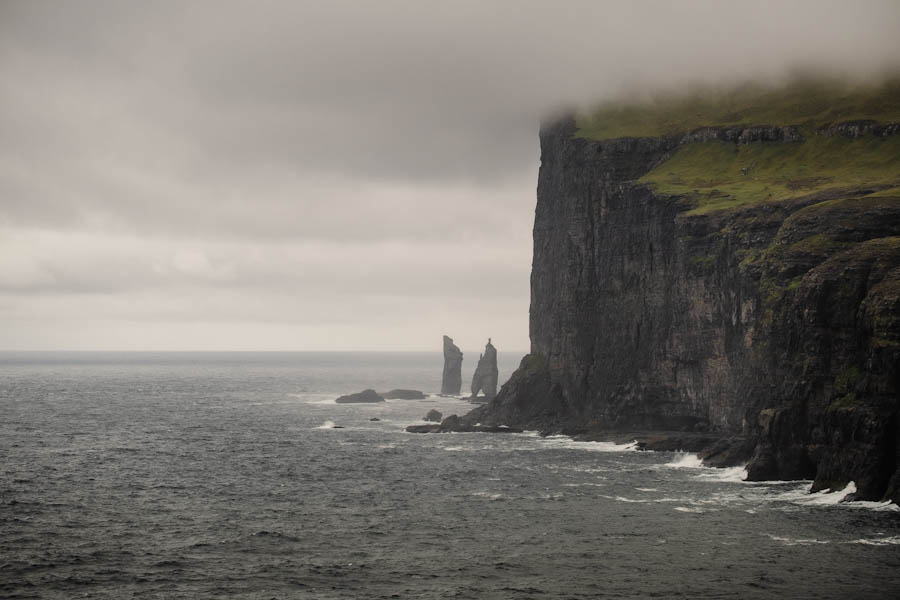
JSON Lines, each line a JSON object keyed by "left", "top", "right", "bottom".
{"left": 462, "top": 80, "right": 900, "bottom": 502}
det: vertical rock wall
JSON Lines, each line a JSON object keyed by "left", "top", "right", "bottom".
{"left": 441, "top": 335, "right": 463, "bottom": 395}
{"left": 468, "top": 116, "right": 900, "bottom": 501}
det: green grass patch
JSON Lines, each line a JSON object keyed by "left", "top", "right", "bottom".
{"left": 639, "top": 134, "right": 900, "bottom": 215}
{"left": 576, "top": 77, "right": 900, "bottom": 140}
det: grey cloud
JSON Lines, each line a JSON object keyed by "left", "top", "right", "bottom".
{"left": 1, "top": 0, "right": 898, "bottom": 349}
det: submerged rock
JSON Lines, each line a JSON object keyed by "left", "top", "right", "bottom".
{"left": 441, "top": 335, "right": 463, "bottom": 395}
{"left": 469, "top": 339, "right": 499, "bottom": 400}
{"left": 335, "top": 389, "right": 384, "bottom": 404}
{"left": 406, "top": 424, "right": 441, "bottom": 433}
{"left": 424, "top": 409, "right": 443, "bottom": 422}
{"left": 382, "top": 389, "right": 427, "bottom": 400}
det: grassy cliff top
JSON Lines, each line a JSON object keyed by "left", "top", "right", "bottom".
{"left": 574, "top": 78, "right": 900, "bottom": 215}
{"left": 575, "top": 78, "right": 900, "bottom": 141}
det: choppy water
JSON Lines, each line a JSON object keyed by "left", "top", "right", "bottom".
{"left": 2, "top": 352, "right": 899, "bottom": 599}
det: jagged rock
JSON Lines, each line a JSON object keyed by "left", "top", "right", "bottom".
{"left": 682, "top": 125, "right": 803, "bottom": 144}
{"left": 815, "top": 119, "right": 900, "bottom": 138}
{"left": 469, "top": 339, "right": 499, "bottom": 400}
{"left": 405, "top": 424, "right": 441, "bottom": 433}
{"left": 405, "top": 413, "right": 523, "bottom": 434}
{"left": 335, "top": 389, "right": 384, "bottom": 404}
{"left": 424, "top": 409, "right": 442, "bottom": 422}
{"left": 441, "top": 335, "right": 463, "bottom": 395}
{"left": 382, "top": 389, "right": 426, "bottom": 400}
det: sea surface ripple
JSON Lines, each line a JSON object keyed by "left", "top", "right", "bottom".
{"left": 2, "top": 352, "right": 899, "bottom": 599}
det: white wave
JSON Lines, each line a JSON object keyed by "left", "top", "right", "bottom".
{"left": 673, "top": 506, "right": 705, "bottom": 513}
{"left": 540, "top": 436, "right": 639, "bottom": 452}
{"left": 635, "top": 487, "right": 658, "bottom": 492}
{"left": 749, "top": 480, "right": 900, "bottom": 512}
{"left": 693, "top": 466, "right": 748, "bottom": 483}
{"left": 765, "top": 534, "right": 831, "bottom": 546}
{"left": 848, "top": 535, "right": 900, "bottom": 546}
{"left": 470, "top": 491, "right": 504, "bottom": 501}
{"left": 599, "top": 494, "right": 648, "bottom": 503}
{"left": 561, "top": 482, "right": 605, "bottom": 488}
{"left": 800, "top": 482, "right": 857, "bottom": 505}
{"left": 315, "top": 420, "right": 337, "bottom": 429}
{"left": 664, "top": 453, "right": 704, "bottom": 468}
{"left": 842, "top": 500, "right": 900, "bottom": 512}
{"left": 306, "top": 397, "right": 338, "bottom": 405}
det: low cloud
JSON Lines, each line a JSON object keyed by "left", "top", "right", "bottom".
{"left": 1, "top": 0, "right": 898, "bottom": 349}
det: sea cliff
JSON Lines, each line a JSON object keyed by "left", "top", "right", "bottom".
{"left": 462, "top": 81, "right": 900, "bottom": 502}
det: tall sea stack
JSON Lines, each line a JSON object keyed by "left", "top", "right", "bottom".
{"left": 470, "top": 339, "right": 499, "bottom": 400}
{"left": 441, "top": 335, "right": 463, "bottom": 395}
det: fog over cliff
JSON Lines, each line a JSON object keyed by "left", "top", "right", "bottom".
{"left": 2, "top": 0, "right": 899, "bottom": 350}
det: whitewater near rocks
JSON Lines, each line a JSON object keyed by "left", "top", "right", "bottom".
{"left": 2, "top": 352, "right": 899, "bottom": 599}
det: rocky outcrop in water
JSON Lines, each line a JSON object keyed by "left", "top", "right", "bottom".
{"left": 460, "top": 116, "right": 900, "bottom": 502}
{"left": 335, "top": 389, "right": 384, "bottom": 404}
{"left": 469, "top": 339, "right": 499, "bottom": 400}
{"left": 382, "top": 389, "right": 427, "bottom": 400}
{"left": 424, "top": 409, "right": 443, "bottom": 422}
{"left": 441, "top": 335, "right": 463, "bottom": 395}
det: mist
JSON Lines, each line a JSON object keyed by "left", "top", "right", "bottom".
{"left": 2, "top": 0, "right": 898, "bottom": 350}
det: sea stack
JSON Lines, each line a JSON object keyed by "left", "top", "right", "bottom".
{"left": 470, "top": 338, "right": 498, "bottom": 400}
{"left": 441, "top": 335, "right": 463, "bottom": 395}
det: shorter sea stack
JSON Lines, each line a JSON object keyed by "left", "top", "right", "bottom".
{"left": 335, "top": 389, "right": 384, "bottom": 404}
{"left": 469, "top": 338, "right": 499, "bottom": 401}
{"left": 424, "top": 409, "right": 443, "bottom": 422}
{"left": 441, "top": 335, "right": 463, "bottom": 395}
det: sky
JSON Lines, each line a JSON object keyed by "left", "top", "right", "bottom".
{"left": 2, "top": 1, "right": 899, "bottom": 351}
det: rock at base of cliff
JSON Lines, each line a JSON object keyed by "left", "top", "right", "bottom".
{"left": 405, "top": 413, "right": 522, "bottom": 434}
{"left": 335, "top": 389, "right": 384, "bottom": 404}
{"left": 406, "top": 424, "right": 442, "bottom": 433}
{"left": 424, "top": 409, "right": 443, "bottom": 422}
{"left": 382, "top": 389, "right": 427, "bottom": 400}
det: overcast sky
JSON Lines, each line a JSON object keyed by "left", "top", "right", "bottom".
{"left": 2, "top": 1, "right": 899, "bottom": 351}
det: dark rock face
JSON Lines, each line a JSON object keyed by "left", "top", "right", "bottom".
{"left": 441, "top": 335, "right": 463, "bottom": 395}
{"left": 382, "top": 389, "right": 427, "bottom": 400}
{"left": 466, "top": 116, "right": 900, "bottom": 502}
{"left": 424, "top": 409, "right": 443, "bottom": 422}
{"left": 335, "top": 389, "right": 384, "bottom": 404}
{"left": 816, "top": 120, "right": 900, "bottom": 138}
{"left": 470, "top": 339, "right": 499, "bottom": 400}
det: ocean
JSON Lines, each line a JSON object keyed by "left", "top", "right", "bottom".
{"left": 2, "top": 351, "right": 899, "bottom": 599}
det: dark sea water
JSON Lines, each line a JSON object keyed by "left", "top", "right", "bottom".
{"left": 2, "top": 352, "right": 899, "bottom": 599}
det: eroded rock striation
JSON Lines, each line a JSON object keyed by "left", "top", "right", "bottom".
{"left": 470, "top": 339, "right": 499, "bottom": 400}
{"left": 441, "top": 335, "right": 463, "bottom": 395}
{"left": 460, "top": 114, "right": 900, "bottom": 502}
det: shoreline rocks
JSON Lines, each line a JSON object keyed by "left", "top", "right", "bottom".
{"left": 381, "top": 389, "right": 427, "bottom": 400}
{"left": 335, "top": 389, "right": 384, "bottom": 404}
